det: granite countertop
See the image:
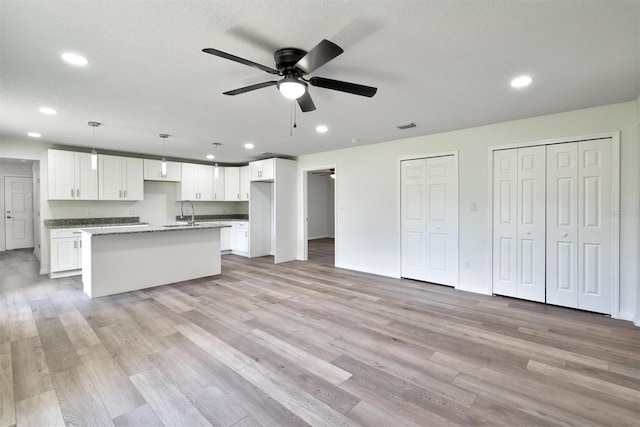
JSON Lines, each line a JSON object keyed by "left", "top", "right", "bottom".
{"left": 175, "top": 214, "right": 248, "bottom": 222}
{"left": 81, "top": 223, "right": 231, "bottom": 236}
{"left": 44, "top": 217, "right": 144, "bottom": 229}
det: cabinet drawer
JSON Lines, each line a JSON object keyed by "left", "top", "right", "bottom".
{"left": 50, "top": 228, "right": 83, "bottom": 238}
{"left": 233, "top": 221, "right": 248, "bottom": 229}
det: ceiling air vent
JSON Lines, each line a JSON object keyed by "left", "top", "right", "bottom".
{"left": 394, "top": 121, "right": 416, "bottom": 130}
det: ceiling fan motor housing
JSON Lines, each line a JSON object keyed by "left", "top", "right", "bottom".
{"left": 274, "top": 48, "right": 307, "bottom": 76}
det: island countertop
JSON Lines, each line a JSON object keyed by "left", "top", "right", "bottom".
{"left": 80, "top": 223, "right": 231, "bottom": 236}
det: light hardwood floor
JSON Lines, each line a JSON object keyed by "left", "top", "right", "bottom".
{"left": 1, "top": 244, "right": 639, "bottom": 426}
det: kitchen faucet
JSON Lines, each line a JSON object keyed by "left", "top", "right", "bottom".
{"left": 180, "top": 200, "right": 195, "bottom": 226}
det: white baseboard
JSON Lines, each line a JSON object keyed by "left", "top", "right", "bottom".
{"left": 334, "top": 262, "right": 399, "bottom": 278}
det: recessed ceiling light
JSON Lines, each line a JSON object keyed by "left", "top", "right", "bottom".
{"left": 61, "top": 52, "right": 89, "bottom": 66}
{"left": 244, "top": 143, "right": 254, "bottom": 149}
{"left": 510, "top": 75, "right": 532, "bottom": 88}
{"left": 206, "top": 154, "right": 214, "bottom": 160}
{"left": 27, "top": 132, "right": 41, "bottom": 138}
{"left": 39, "top": 107, "right": 57, "bottom": 115}
{"left": 316, "top": 125, "right": 328, "bottom": 133}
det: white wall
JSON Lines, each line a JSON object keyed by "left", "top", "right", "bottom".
{"left": 0, "top": 140, "right": 248, "bottom": 274}
{"left": 307, "top": 173, "right": 335, "bottom": 239}
{"left": 297, "top": 101, "right": 639, "bottom": 323}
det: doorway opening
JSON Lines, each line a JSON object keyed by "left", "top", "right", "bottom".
{"left": 1, "top": 158, "right": 39, "bottom": 258}
{"left": 304, "top": 167, "right": 336, "bottom": 265}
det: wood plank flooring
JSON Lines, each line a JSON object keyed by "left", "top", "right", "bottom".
{"left": 1, "top": 245, "right": 639, "bottom": 426}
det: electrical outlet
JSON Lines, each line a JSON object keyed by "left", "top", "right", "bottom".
{"left": 463, "top": 260, "right": 470, "bottom": 269}
{"left": 87, "top": 210, "right": 95, "bottom": 217}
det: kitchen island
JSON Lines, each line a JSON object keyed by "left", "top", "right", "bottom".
{"left": 81, "top": 224, "right": 229, "bottom": 298}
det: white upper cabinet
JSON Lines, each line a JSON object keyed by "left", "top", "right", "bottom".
{"left": 48, "top": 149, "right": 98, "bottom": 200}
{"left": 224, "top": 167, "right": 240, "bottom": 201}
{"left": 213, "top": 166, "right": 225, "bottom": 201}
{"left": 240, "top": 166, "right": 250, "bottom": 201}
{"left": 177, "top": 163, "right": 213, "bottom": 201}
{"left": 250, "top": 158, "right": 275, "bottom": 181}
{"left": 98, "top": 155, "right": 144, "bottom": 200}
{"left": 143, "top": 159, "right": 181, "bottom": 181}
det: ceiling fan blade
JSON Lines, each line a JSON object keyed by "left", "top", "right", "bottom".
{"left": 223, "top": 81, "right": 277, "bottom": 96}
{"left": 295, "top": 39, "right": 344, "bottom": 74}
{"left": 202, "top": 48, "right": 279, "bottom": 75}
{"left": 297, "top": 91, "right": 316, "bottom": 112}
{"left": 309, "top": 77, "right": 377, "bottom": 97}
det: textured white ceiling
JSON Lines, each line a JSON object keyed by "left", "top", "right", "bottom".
{"left": 1, "top": 0, "right": 638, "bottom": 164}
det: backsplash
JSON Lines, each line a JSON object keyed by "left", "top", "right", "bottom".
{"left": 46, "top": 181, "right": 248, "bottom": 225}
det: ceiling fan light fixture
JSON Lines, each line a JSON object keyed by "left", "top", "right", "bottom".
{"left": 277, "top": 77, "right": 307, "bottom": 100}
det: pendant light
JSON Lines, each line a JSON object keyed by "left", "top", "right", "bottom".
{"left": 212, "top": 143, "right": 221, "bottom": 178}
{"left": 88, "top": 121, "right": 101, "bottom": 170}
{"left": 159, "top": 133, "right": 169, "bottom": 177}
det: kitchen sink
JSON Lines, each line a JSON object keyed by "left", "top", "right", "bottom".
{"left": 163, "top": 223, "right": 200, "bottom": 227}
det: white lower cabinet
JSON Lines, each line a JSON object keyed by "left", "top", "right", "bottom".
{"left": 232, "top": 221, "right": 249, "bottom": 256}
{"left": 220, "top": 222, "right": 232, "bottom": 251}
{"left": 50, "top": 228, "right": 83, "bottom": 277}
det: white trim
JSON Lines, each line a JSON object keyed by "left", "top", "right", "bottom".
{"left": 300, "top": 164, "right": 336, "bottom": 262}
{"left": 397, "top": 150, "right": 459, "bottom": 287}
{"left": 487, "top": 131, "right": 621, "bottom": 318}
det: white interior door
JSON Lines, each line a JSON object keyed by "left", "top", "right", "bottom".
{"left": 401, "top": 155, "right": 458, "bottom": 285}
{"left": 425, "top": 155, "right": 458, "bottom": 285}
{"left": 577, "top": 139, "right": 612, "bottom": 313}
{"left": 5, "top": 177, "right": 34, "bottom": 250}
{"left": 401, "top": 159, "right": 428, "bottom": 281}
{"left": 547, "top": 142, "right": 579, "bottom": 308}
{"left": 492, "top": 150, "right": 518, "bottom": 297}
{"left": 516, "top": 146, "right": 546, "bottom": 302}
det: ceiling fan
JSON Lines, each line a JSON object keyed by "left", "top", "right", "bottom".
{"left": 202, "top": 39, "right": 377, "bottom": 112}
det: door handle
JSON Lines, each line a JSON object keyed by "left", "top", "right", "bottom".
{"left": 124, "top": 190, "right": 127, "bottom": 198}
{"left": 562, "top": 233, "right": 568, "bottom": 237}
{"left": 526, "top": 231, "right": 531, "bottom": 235}
{"left": 6, "top": 216, "right": 11, "bottom": 219}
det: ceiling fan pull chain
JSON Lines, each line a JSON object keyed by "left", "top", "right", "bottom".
{"left": 290, "top": 100, "right": 293, "bottom": 136}
{"left": 293, "top": 102, "right": 297, "bottom": 129}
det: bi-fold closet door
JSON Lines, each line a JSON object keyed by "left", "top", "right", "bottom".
{"left": 401, "top": 155, "right": 458, "bottom": 286}
{"left": 492, "top": 138, "right": 613, "bottom": 314}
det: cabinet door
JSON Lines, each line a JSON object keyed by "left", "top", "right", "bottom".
{"left": 261, "top": 158, "right": 274, "bottom": 180}
{"left": 165, "top": 161, "right": 181, "bottom": 181}
{"left": 240, "top": 166, "right": 250, "bottom": 200}
{"left": 220, "top": 226, "right": 232, "bottom": 251}
{"left": 224, "top": 168, "right": 240, "bottom": 201}
{"left": 122, "top": 157, "right": 144, "bottom": 200}
{"left": 145, "top": 160, "right": 181, "bottom": 181}
{"left": 99, "top": 155, "right": 123, "bottom": 200}
{"left": 197, "top": 165, "right": 214, "bottom": 201}
{"left": 50, "top": 237, "right": 79, "bottom": 272}
{"left": 48, "top": 149, "right": 75, "bottom": 200}
{"left": 179, "top": 163, "right": 199, "bottom": 200}
{"left": 213, "top": 166, "right": 225, "bottom": 201}
{"left": 233, "top": 224, "right": 249, "bottom": 253}
{"left": 250, "top": 161, "right": 262, "bottom": 181}
{"left": 75, "top": 152, "right": 98, "bottom": 200}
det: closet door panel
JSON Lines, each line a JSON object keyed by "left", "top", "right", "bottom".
{"left": 516, "top": 146, "right": 546, "bottom": 302}
{"left": 577, "top": 139, "right": 612, "bottom": 313}
{"left": 425, "top": 155, "right": 457, "bottom": 285}
{"left": 492, "top": 150, "right": 518, "bottom": 297}
{"left": 401, "top": 159, "right": 427, "bottom": 281}
{"left": 546, "top": 143, "right": 578, "bottom": 308}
